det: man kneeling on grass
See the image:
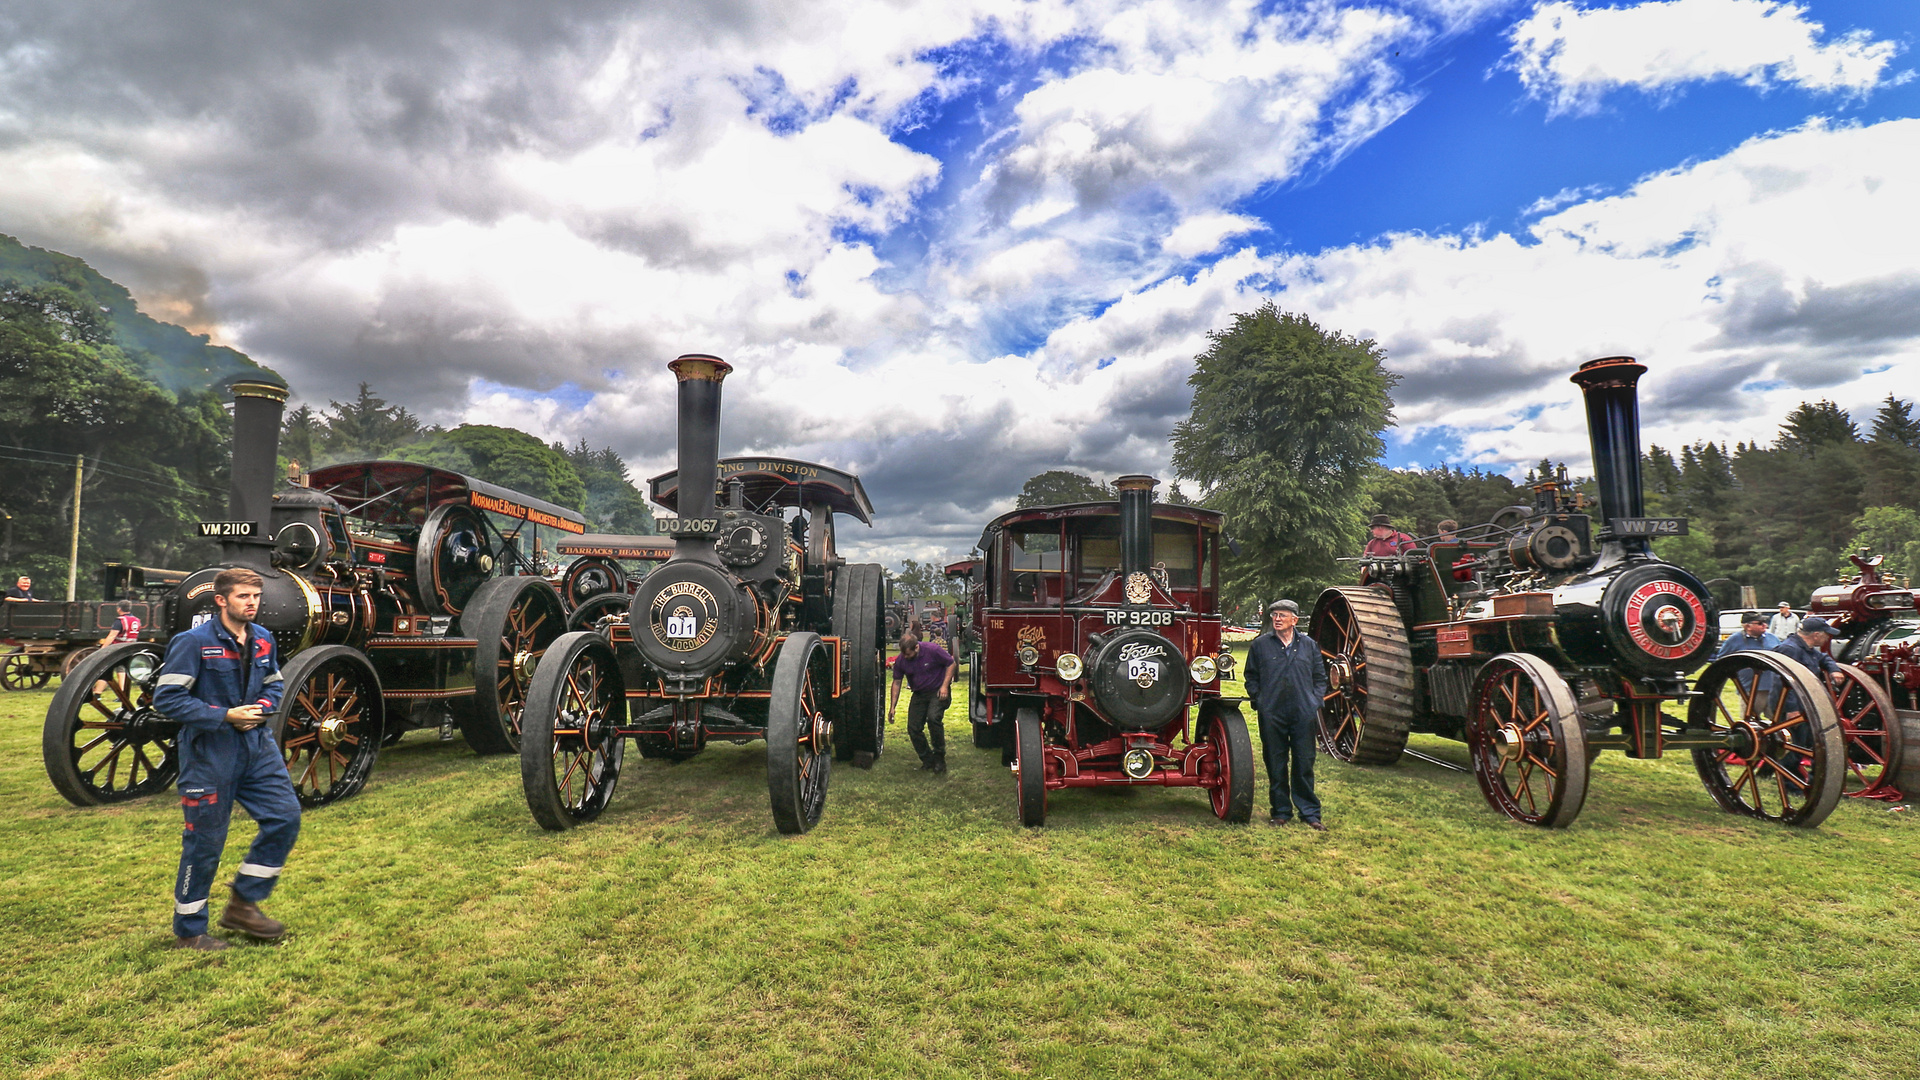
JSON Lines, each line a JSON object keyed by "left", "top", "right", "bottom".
{"left": 154, "top": 568, "right": 301, "bottom": 951}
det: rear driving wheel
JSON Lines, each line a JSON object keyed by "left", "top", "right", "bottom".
{"left": 455, "top": 576, "right": 566, "bottom": 755}
{"left": 1310, "top": 587, "right": 1414, "bottom": 765}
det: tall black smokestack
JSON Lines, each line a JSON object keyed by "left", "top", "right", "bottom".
{"left": 1115, "top": 474, "right": 1157, "bottom": 576}
{"left": 669, "top": 354, "right": 733, "bottom": 562}
{"left": 226, "top": 380, "right": 288, "bottom": 569}
{"left": 1569, "top": 356, "right": 1649, "bottom": 554}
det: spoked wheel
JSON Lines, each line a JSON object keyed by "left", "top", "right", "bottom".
{"left": 61, "top": 646, "right": 101, "bottom": 679}
{"left": 767, "top": 632, "right": 833, "bottom": 834}
{"left": 566, "top": 592, "right": 629, "bottom": 635}
{"left": 1198, "top": 702, "right": 1254, "bottom": 823}
{"left": 1310, "top": 587, "right": 1414, "bottom": 765}
{"left": 272, "top": 645, "right": 385, "bottom": 808}
{"left": 521, "top": 631, "right": 627, "bottom": 831}
{"left": 3, "top": 651, "right": 50, "bottom": 691}
{"left": 830, "top": 563, "right": 886, "bottom": 766}
{"left": 1466, "top": 654, "right": 1589, "bottom": 827}
{"left": 1832, "top": 663, "right": 1903, "bottom": 798}
{"left": 455, "top": 576, "right": 566, "bottom": 755}
{"left": 1016, "top": 706, "right": 1046, "bottom": 827}
{"left": 1690, "top": 651, "right": 1845, "bottom": 827}
{"left": 41, "top": 643, "right": 177, "bottom": 805}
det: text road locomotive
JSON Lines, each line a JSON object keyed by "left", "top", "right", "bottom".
{"left": 517, "top": 355, "right": 886, "bottom": 834}
{"left": 42, "top": 379, "right": 586, "bottom": 809}
{"left": 964, "top": 475, "right": 1251, "bottom": 826}
{"left": 1314, "top": 357, "right": 1847, "bottom": 828}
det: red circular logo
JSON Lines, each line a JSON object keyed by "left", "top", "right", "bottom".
{"left": 1623, "top": 581, "right": 1706, "bottom": 660}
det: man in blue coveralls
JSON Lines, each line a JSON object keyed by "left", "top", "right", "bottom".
{"left": 154, "top": 567, "right": 300, "bottom": 951}
{"left": 1244, "top": 598, "right": 1329, "bottom": 831}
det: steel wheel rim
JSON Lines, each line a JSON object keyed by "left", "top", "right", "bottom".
{"left": 1469, "top": 662, "right": 1568, "bottom": 824}
{"left": 496, "top": 590, "right": 557, "bottom": 738}
{"left": 1695, "top": 659, "right": 1821, "bottom": 822}
{"left": 68, "top": 651, "right": 173, "bottom": 797}
{"left": 1832, "top": 664, "right": 1897, "bottom": 795}
{"left": 1317, "top": 601, "right": 1366, "bottom": 757}
{"left": 281, "top": 658, "right": 378, "bottom": 806}
{"left": 793, "top": 660, "right": 829, "bottom": 825}
{"left": 550, "top": 649, "right": 619, "bottom": 817}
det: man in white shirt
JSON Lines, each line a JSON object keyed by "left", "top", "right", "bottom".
{"left": 1768, "top": 602, "right": 1801, "bottom": 640}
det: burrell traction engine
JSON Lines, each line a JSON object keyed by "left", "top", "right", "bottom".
{"left": 1314, "top": 356, "right": 1847, "bottom": 829}
{"left": 1800, "top": 554, "right": 1920, "bottom": 799}
{"left": 516, "top": 354, "right": 886, "bottom": 834}
{"left": 42, "top": 379, "right": 582, "bottom": 810}
{"left": 967, "top": 476, "right": 1252, "bottom": 827}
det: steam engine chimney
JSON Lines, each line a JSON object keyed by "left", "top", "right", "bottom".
{"left": 1568, "top": 356, "right": 1649, "bottom": 554}
{"left": 1114, "top": 474, "right": 1158, "bottom": 576}
{"left": 669, "top": 354, "right": 733, "bottom": 563}
{"left": 225, "top": 380, "right": 289, "bottom": 569}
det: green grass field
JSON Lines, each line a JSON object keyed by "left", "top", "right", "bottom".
{"left": 4, "top": 663, "right": 1918, "bottom": 1079}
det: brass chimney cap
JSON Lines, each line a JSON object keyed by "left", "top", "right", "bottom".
{"left": 671, "top": 354, "right": 734, "bottom": 382}
{"left": 1113, "top": 474, "right": 1158, "bottom": 492}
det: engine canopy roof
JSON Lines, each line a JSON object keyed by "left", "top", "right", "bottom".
{"left": 648, "top": 456, "right": 873, "bottom": 524}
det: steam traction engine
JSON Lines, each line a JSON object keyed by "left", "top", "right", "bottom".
{"left": 1314, "top": 357, "right": 1847, "bottom": 828}
{"left": 1803, "top": 553, "right": 1920, "bottom": 799}
{"left": 517, "top": 355, "right": 886, "bottom": 834}
{"left": 42, "top": 379, "right": 583, "bottom": 809}
{"left": 966, "top": 476, "right": 1251, "bottom": 827}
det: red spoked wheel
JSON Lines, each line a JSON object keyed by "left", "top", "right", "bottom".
{"left": 1310, "top": 587, "right": 1413, "bottom": 765}
{"left": 1689, "top": 651, "right": 1845, "bottom": 827}
{"left": 767, "top": 632, "right": 833, "bottom": 835}
{"left": 456, "top": 576, "right": 566, "bottom": 755}
{"left": 521, "top": 631, "right": 627, "bottom": 831}
{"left": 1466, "top": 654, "right": 1589, "bottom": 827}
{"left": 1198, "top": 702, "right": 1254, "bottom": 822}
{"left": 272, "top": 645, "right": 385, "bottom": 808}
{"left": 1832, "top": 663, "right": 1903, "bottom": 799}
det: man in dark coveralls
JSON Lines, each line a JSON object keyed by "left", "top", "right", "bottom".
{"left": 889, "top": 630, "right": 956, "bottom": 773}
{"left": 1772, "top": 616, "right": 1845, "bottom": 746}
{"left": 1243, "top": 599, "right": 1329, "bottom": 830}
{"left": 153, "top": 568, "right": 300, "bottom": 951}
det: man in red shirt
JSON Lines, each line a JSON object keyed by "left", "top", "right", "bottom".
{"left": 1362, "top": 514, "right": 1416, "bottom": 557}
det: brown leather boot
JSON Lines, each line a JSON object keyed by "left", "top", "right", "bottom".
{"left": 172, "top": 934, "right": 229, "bottom": 951}
{"left": 218, "top": 896, "right": 286, "bottom": 942}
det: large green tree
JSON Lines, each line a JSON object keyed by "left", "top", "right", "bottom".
{"left": 1171, "top": 303, "right": 1398, "bottom": 614}
{"left": 390, "top": 425, "right": 588, "bottom": 510}
{"left": 1015, "top": 470, "right": 1110, "bottom": 508}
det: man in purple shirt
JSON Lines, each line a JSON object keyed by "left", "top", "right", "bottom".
{"left": 889, "top": 631, "right": 956, "bottom": 774}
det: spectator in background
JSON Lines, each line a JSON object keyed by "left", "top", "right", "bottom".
{"left": 5, "top": 575, "right": 35, "bottom": 601}
{"left": 100, "top": 600, "right": 142, "bottom": 647}
{"left": 1716, "top": 612, "right": 1781, "bottom": 707}
{"left": 1769, "top": 602, "right": 1802, "bottom": 640}
{"left": 1363, "top": 515, "right": 1416, "bottom": 557}
{"left": 889, "top": 630, "right": 956, "bottom": 774}
{"left": 1435, "top": 520, "right": 1459, "bottom": 544}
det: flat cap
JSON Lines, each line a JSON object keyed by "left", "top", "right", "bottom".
{"left": 1369, "top": 514, "right": 1393, "bottom": 528}
{"left": 1268, "top": 599, "right": 1300, "bottom": 614}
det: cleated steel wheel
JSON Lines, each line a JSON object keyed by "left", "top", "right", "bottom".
{"left": 521, "top": 631, "right": 627, "bottom": 830}
{"left": 1311, "top": 587, "right": 1414, "bottom": 765}
{"left": 1831, "top": 663, "right": 1903, "bottom": 798}
{"left": 1467, "top": 653, "right": 1589, "bottom": 827}
{"left": 1015, "top": 706, "right": 1046, "bottom": 827}
{"left": 41, "top": 643, "right": 177, "bottom": 805}
{"left": 1198, "top": 701, "right": 1254, "bottom": 823}
{"left": 1690, "top": 651, "right": 1845, "bottom": 827}
{"left": 455, "top": 575, "right": 566, "bottom": 755}
{"left": 767, "top": 632, "right": 833, "bottom": 834}
{"left": 272, "top": 645, "right": 385, "bottom": 808}
{"left": 3, "top": 650, "right": 50, "bottom": 691}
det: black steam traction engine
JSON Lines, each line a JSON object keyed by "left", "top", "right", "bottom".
{"left": 42, "top": 379, "right": 591, "bottom": 809}
{"left": 1798, "top": 553, "right": 1920, "bottom": 800}
{"left": 516, "top": 355, "right": 886, "bottom": 834}
{"left": 1315, "top": 357, "right": 1848, "bottom": 829}
{"left": 961, "top": 476, "right": 1251, "bottom": 827}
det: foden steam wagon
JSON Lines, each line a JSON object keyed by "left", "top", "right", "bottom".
{"left": 517, "top": 355, "right": 886, "bottom": 834}
{"left": 1314, "top": 357, "right": 1848, "bottom": 829}
{"left": 43, "top": 379, "right": 592, "bottom": 809}
{"left": 961, "top": 476, "right": 1252, "bottom": 826}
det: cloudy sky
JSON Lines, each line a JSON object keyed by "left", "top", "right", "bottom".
{"left": 2, "top": 0, "right": 1916, "bottom": 564}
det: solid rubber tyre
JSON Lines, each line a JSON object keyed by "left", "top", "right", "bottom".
{"left": 1690, "top": 650, "right": 1846, "bottom": 827}
{"left": 830, "top": 564, "right": 885, "bottom": 763}
{"left": 454, "top": 575, "right": 566, "bottom": 755}
{"left": 767, "top": 632, "right": 832, "bottom": 834}
{"left": 566, "top": 592, "right": 629, "bottom": 634}
{"left": 3, "top": 651, "right": 50, "bottom": 691}
{"left": 521, "top": 631, "right": 627, "bottom": 831}
{"left": 1016, "top": 706, "right": 1046, "bottom": 827}
{"left": 1466, "top": 653, "right": 1589, "bottom": 828}
{"left": 42, "top": 642, "right": 176, "bottom": 805}
{"left": 1201, "top": 702, "right": 1255, "bottom": 823}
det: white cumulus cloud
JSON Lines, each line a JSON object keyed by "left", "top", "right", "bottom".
{"left": 1509, "top": 0, "right": 1902, "bottom": 116}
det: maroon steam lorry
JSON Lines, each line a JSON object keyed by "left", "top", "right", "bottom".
{"left": 516, "top": 355, "right": 886, "bottom": 834}
{"left": 42, "top": 378, "right": 597, "bottom": 809}
{"left": 1313, "top": 357, "right": 1848, "bottom": 828}
{"left": 961, "top": 475, "right": 1252, "bottom": 826}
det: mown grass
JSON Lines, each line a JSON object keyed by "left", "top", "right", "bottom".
{"left": 3, "top": 661, "right": 1917, "bottom": 1079}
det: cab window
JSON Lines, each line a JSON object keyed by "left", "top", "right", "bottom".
{"left": 1002, "top": 526, "right": 1063, "bottom": 606}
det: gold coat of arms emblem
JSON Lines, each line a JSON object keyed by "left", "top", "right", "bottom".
{"left": 1124, "top": 572, "right": 1152, "bottom": 605}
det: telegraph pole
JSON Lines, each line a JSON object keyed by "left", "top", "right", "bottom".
{"left": 67, "top": 454, "right": 83, "bottom": 602}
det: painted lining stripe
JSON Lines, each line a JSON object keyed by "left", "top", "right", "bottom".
{"left": 175, "top": 898, "right": 208, "bottom": 914}
{"left": 236, "top": 862, "right": 283, "bottom": 878}
{"left": 157, "top": 673, "right": 196, "bottom": 688}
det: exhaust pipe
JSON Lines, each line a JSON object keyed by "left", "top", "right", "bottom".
{"left": 1568, "top": 356, "right": 1648, "bottom": 553}
{"left": 668, "top": 354, "right": 733, "bottom": 562}
{"left": 1115, "top": 474, "right": 1157, "bottom": 576}
{"left": 225, "top": 380, "right": 289, "bottom": 569}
